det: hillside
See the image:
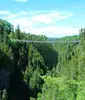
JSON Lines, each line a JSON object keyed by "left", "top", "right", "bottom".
{"left": 0, "top": 19, "right": 85, "bottom": 100}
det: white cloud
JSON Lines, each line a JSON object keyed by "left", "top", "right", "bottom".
{"left": 0, "top": 11, "right": 10, "bottom": 15}
{"left": 4, "top": 11, "right": 29, "bottom": 19}
{"left": 14, "top": 0, "right": 28, "bottom": 2}
{"left": 32, "top": 14, "right": 53, "bottom": 24}
{"left": 9, "top": 17, "right": 34, "bottom": 29}
{"left": 32, "top": 12, "right": 73, "bottom": 24}
{"left": 4, "top": 11, "right": 73, "bottom": 24}
{"left": 23, "top": 26, "right": 79, "bottom": 37}
{"left": 2, "top": 10, "right": 79, "bottom": 37}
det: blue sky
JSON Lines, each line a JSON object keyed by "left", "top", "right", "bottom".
{"left": 0, "top": 0, "right": 85, "bottom": 37}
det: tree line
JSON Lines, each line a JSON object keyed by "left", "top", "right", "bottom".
{"left": 0, "top": 19, "right": 57, "bottom": 100}
{"left": 1, "top": 19, "right": 85, "bottom": 100}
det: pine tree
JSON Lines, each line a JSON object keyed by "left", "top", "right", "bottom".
{"left": 15, "top": 25, "right": 21, "bottom": 39}
{"left": 2, "top": 89, "right": 8, "bottom": 100}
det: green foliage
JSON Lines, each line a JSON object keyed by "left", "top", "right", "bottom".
{"left": 28, "top": 44, "right": 45, "bottom": 71}
{"left": 57, "top": 35, "right": 79, "bottom": 41}
{"left": 0, "top": 49, "right": 14, "bottom": 74}
{"left": 1, "top": 19, "right": 85, "bottom": 100}
{"left": 24, "top": 65, "right": 44, "bottom": 91}
{"left": 24, "top": 33, "right": 47, "bottom": 41}
{"left": 76, "top": 81, "right": 85, "bottom": 100}
{"left": 0, "top": 19, "right": 13, "bottom": 34}
{"left": 2, "top": 89, "right": 8, "bottom": 100}
{"left": 18, "top": 43, "right": 28, "bottom": 70}
{"left": 34, "top": 43, "right": 58, "bottom": 70}
{"left": 38, "top": 76, "right": 78, "bottom": 100}
{"left": 14, "top": 25, "right": 21, "bottom": 39}
{"left": 38, "top": 77, "right": 85, "bottom": 100}
{"left": 29, "top": 68, "right": 43, "bottom": 88}
{"left": 37, "top": 28, "right": 85, "bottom": 100}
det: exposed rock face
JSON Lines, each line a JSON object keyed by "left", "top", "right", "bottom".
{"left": 0, "top": 69, "right": 10, "bottom": 90}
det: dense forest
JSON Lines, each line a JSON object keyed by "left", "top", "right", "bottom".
{"left": 48, "top": 35, "right": 79, "bottom": 41}
{"left": 0, "top": 19, "right": 85, "bottom": 100}
{"left": 57, "top": 35, "right": 80, "bottom": 41}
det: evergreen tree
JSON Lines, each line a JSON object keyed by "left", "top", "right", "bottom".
{"left": 2, "top": 89, "right": 8, "bottom": 100}
{"left": 15, "top": 25, "right": 21, "bottom": 39}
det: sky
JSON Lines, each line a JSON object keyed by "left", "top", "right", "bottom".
{"left": 0, "top": 0, "right": 85, "bottom": 37}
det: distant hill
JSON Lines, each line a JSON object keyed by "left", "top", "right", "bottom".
{"left": 48, "top": 35, "right": 80, "bottom": 41}
{"left": 57, "top": 35, "right": 80, "bottom": 41}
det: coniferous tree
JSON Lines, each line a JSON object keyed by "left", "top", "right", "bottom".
{"left": 15, "top": 25, "right": 21, "bottom": 39}
{"left": 2, "top": 89, "right": 8, "bottom": 100}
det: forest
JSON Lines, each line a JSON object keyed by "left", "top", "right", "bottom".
{"left": 0, "top": 19, "right": 85, "bottom": 100}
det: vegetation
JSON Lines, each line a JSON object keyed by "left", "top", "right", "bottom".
{"left": 57, "top": 35, "right": 80, "bottom": 41}
{"left": 0, "top": 19, "right": 85, "bottom": 100}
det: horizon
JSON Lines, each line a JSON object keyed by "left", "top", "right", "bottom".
{"left": 0, "top": 0, "right": 84, "bottom": 37}
{"left": 47, "top": 34, "right": 79, "bottom": 38}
